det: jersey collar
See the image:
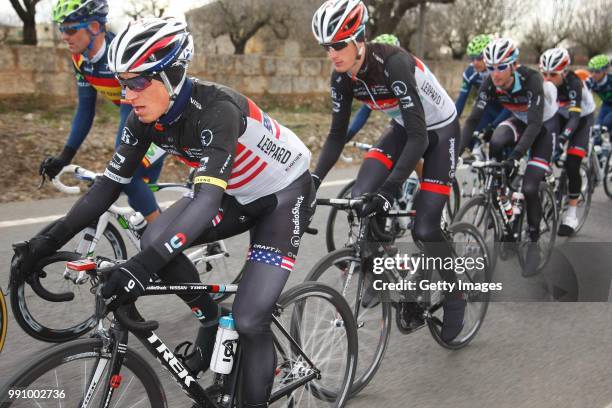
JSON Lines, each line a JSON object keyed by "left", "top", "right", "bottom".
{"left": 157, "top": 78, "right": 193, "bottom": 126}
{"left": 83, "top": 38, "right": 106, "bottom": 63}
{"left": 511, "top": 71, "right": 522, "bottom": 93}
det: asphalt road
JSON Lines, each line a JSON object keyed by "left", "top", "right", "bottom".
{"left": 0, "top": 165, "right": 610, "bottom": 408}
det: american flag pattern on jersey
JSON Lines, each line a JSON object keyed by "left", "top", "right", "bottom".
{"left": 247, "top": 246, "right": 295, "bottom": 272}
{"left": 212, "top": 208, "right": 224, "bottom": 227}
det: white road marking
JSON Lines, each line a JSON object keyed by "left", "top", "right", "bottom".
{"left": 0, "top": 179, "right": 354, "bottom": 228}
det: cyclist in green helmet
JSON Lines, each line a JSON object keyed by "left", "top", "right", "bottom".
{"left": 42, "top": 0, "right": 165, "bottom": 224}
{"left": 586, "top": 54, "right": 612, "bottom": 130}
{"left": 457, "top": 34, "right": 510, "bottom": 153}
{"left": 345, "top": 33, "right": 401, "bottom": 141}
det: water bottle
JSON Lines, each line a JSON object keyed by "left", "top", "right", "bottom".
{"left": 511, "top": 192, "right": 524, "bottom": 217}
{"left": 129, "top": 212, "right": 148, "bottom": 238}
{"left": 397, "top": 174, "right": 419, "bottom": 229}
{"left": 210, "top": 315, "right": 239, "bottom": 375}
{"left": 499, "top": 195, "right": 513, "bottom": 221}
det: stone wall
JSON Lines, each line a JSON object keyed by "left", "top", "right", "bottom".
{"left": 0, "top": 45, "right": 468, "bottom": 101}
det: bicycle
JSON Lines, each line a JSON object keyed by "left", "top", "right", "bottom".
{"left": 307, "top": 197, "right": 491, "bottom": 396}
{"left": 325, "top": 140, "right": 461, "bottom": 253}
{"left": 455, "top": 160, "right": 558, "bottom": 273}
{"left": 0, "top": 288, "right": 6, "bottom": 354}
{"left": 1, "top": 252, "right": 358, "bottom": 408}
{"left": 588, "top": 125, "right": 612, "bottom": 198}
{"left": 10, "top": 165, "right": 242, "bottom": 344}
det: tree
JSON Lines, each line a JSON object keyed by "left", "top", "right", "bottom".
{"left": 124, "top": 0, "right": 168, "bottom": 20}
{"left": 570, "top": 0, "right": 612, "bottom": 58}
{"left": 9, "top": 0, "right": 41, "bottom": 45}
{"left": 205, "top": 0, "right": 291, "bottom": 55}
{"left": 522, "top": 0, "right": 575, "bottom": 61}
{"left": 426, "top": 0, "right": 517, "bottom": 60}
{"left": 366, "top": 0, "right": 455, "bottom": 38}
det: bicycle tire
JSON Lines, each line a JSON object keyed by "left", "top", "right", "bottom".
{"left": 454, "top": 194, "right": 500, "bottom": 272}
{"left": 517, "top": 182, "right": 558, "bottom": 272}
{"left": 10, "top": 251, "right": 97, "bottom": 343}
{"left": 275, "top": 281, "right": 357, "bottom": 407}
{"left": 426, "top": 222, "right": 491, "bottom": 350}
{"left": 325, "top": 180, "right": 356, "bottom": 253}
{"left": 603, "top": 152, "right": 612, "bottom": 199}
{"left": 304, "top": 248, "right": 391, "bottom": 397}
{"left": 573, "top": 163, "right": 592, "bottom": 233}
{"left": 0, "top": 337, "right": 167, "bottom": 407}
{"left": 0, "top": 290, "right": 6, "bottom": 354}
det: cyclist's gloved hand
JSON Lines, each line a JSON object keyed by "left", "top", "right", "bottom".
{"left": 311, "top": 174, "right": 322, "bottom": 191}
{"left": 39, "top": 146, "right": 76, "bottom": 180}
{"left": 359, "top": 184, "right": 397, "bottom": 218}
{"left": 16, "top": 220, "right": 72, "bottom": 279}
{"left": 101, "top": 257, "right": 151, "bottom": 305}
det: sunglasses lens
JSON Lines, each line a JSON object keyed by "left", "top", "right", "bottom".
{"left": 323, "top": 41, "right": 349, "bottom": 51}
{"left": 487, "top": 64, "right": 509, "bottom": 72}
{"left": 119, "top": 76, "right": 152, "bottom": 92}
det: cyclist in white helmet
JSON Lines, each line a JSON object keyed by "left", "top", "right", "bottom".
{"left": 18, "top": 17, "right": 314, "bottom": 408}
{"left": 539, "top": 48, "right": 595, "bottom": 236}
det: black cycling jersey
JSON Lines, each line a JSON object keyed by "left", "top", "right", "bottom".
{"left": 315, "top": 42, "right": 456, "bottom": 195}
{"left": 462, "top": 65, "right": 549, "bottom": 158}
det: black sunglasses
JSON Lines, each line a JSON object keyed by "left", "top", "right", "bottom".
{"left": 321, "top": 41, "right": 350, "bottom": 52}
{"left": 116, "top": 74, "right": 156, "bottom": 92}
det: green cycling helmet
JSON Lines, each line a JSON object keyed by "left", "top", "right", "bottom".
{"left": 466, "top": 34, "right": 492, "bottom": 57}
{"left": 588, "top": 54, "right": 610, "bottom": 71}
{"left": 372, "top": 33, "right": 400, "bottom": 47}
{"left": 52, "top": 0, "right": 108, "bottom": 24}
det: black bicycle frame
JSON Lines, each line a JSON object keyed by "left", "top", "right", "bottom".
{"left": 96, "top": 283, "right": 321, "bottom": 408}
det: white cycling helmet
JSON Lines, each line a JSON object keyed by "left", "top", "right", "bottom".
{"left": 483, "top": 38, "right": 519, "bottom": 66}
{"left": 108, "top": 17, "right": 193, "bottom": 105}
{"left": 312, "top": 0, "right": 368, "bottom": 44}
{"left": 539, "top": 48, "right": 570, "bottom": 73}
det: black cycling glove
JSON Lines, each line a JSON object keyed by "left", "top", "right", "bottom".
{"left": 40, "top": 146, "right": 77, "bottom": 180}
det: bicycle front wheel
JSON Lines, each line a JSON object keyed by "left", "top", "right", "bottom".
{"left": 10, "top": 252, "right": 97, "bottom": 343}
{"left": 0, "top": 290, "right": 6, "bottom": 354}
{"left": 0, "top": 338, "right": 166, "bottom": 407}
{"left": 304, "top": 248, "right": 391, "bottom": 396}
{"left": 603, "top": 152, "right": 612, "bottom": 199}
{"left": 271, "top": 282, "right": 357, "bottom": 408}
{"left": 425, "top": 222, "right": 491, "bottom": 350}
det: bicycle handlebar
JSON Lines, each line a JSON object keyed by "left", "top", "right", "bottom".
{"left": 316, "top": 197, "right": 363, "bottom": 208}
{"left": 52, "top": 165, "right": 99, "bottom": 194}
{"left": 347, "top": 141, "right": 372, "bottom": 151}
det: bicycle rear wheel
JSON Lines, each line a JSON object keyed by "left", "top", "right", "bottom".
{"left": 426, "top": 222, "right": 491, "bottom": 349}
{"left": 517, "top": 182, "right": 558, "bottom": 272}
{"left": 0, "top": 338, "right": 166, "bottom": 407}
{"left": 10, "top": 251, "right": 97, "bottom": 343}
{"left": 271, "top": 282, "right": 357, "bottom": 408}
{"left": 304, "top": 248, "right": 391, "bottom": 396}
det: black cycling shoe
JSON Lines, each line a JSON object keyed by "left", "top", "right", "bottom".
{"left": 175, "top": 320, "right": 219, "bottom": 377}
{"left": 396, "top": 302, "right": 425, "bottom": 333}
{"left": 441, "top": 295, "right": 466, "bottom": 342}
{"left": 522, "top": 244, "right": 541, "bottom": 277}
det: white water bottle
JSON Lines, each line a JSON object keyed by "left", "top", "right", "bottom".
{"left": 210, "top": 314, "right": 239, "bottom": 374}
